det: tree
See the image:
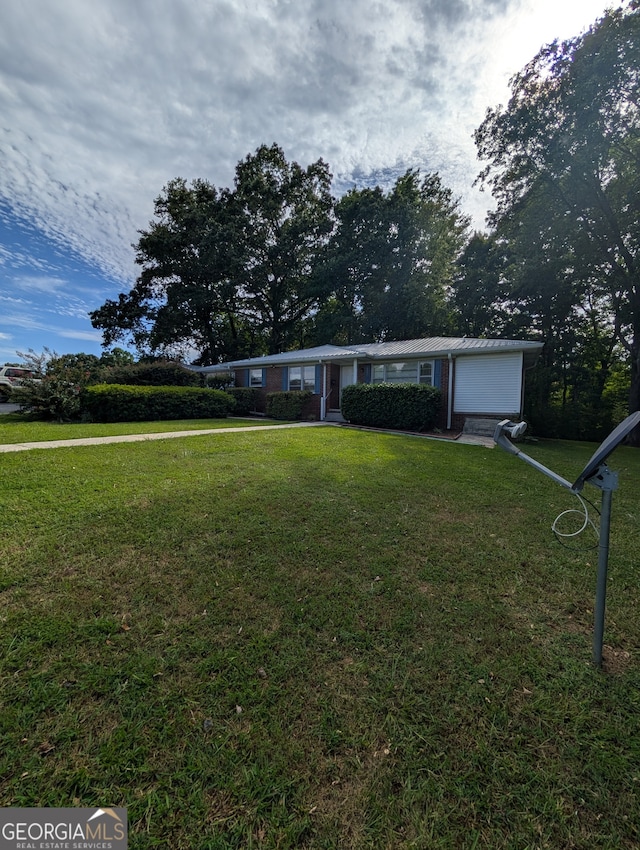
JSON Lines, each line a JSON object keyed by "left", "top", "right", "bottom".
{"left": 91, "top": 146, "right": 335, "bottom": 361}
{"left": 232, "top": 144, "right": 335, "bottom": 354}
{"left": 475, "top": 2, "right": 640, "bottom": 432}
{"left": 451, "top": 232, "right": 512, "bottom": 338}
{"left": 12, "top": 349, "right": 91, "bottom": 421}
{"left": 318, "top": 171, "right": 469, "bottom": 343}
{"left": 372, "top": 171, "right": 468, "bottom": 340}
{"left": 91, "top": 178, "right": 249, "bottom": 364}
{"left": 98, "top": 347, "right": 135, "bottom": 368}
{"left": 311, "top": 186, "right": 389, "bottom": 344}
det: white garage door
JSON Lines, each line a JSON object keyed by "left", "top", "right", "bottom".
{"left": 454, "top": 352, "right": 523, "bottom": 415}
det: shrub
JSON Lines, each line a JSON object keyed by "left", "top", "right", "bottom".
{"left": 11, "top": 349, "right": 87, "bottom": 421}
{"left": 82, "top": 385, "right": 235, "bottom": 422}
{"left": 205, "top": 371, "right": 234, "bottom": 390}
{"left": 265, "top": 391, "right": 313, "bottom": 420}
{"left": 341, "top": 383, "right": 441, "bottom": 431}
{"left": 225, "top": 387, "right": 261, "bottom": 415}
{"left": 101, "top": 361, "right": 201, "bottom": 387}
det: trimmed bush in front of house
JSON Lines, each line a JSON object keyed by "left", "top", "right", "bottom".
{"left": 82, "top": 384, "right": 235, "bottom": 422}
{"left": 341, "top": 382, "right": 442, "bottom": 431}
{"left": 100, "top": 361, "right": 202, "bottom": 387}
{"left": 266, "top": 390, "right": 313, "bottom": 420}
{"left": 224, "top": 387, "right": 261, "bottom": 416}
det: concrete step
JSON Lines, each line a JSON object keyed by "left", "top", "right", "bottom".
{"left": 462, "top": 417, "right": 504, "bottom": 438}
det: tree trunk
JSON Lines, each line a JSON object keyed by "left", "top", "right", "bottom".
{"left": 627, "top": 333, "right": 640, "bottom": 446}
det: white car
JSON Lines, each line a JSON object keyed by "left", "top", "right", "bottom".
{"left": 0, "top": 366, "right": 39, "bottom": 401}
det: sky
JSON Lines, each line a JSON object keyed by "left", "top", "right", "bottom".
{"left": 0, "top": 0, "right": 612, "bottom": 363}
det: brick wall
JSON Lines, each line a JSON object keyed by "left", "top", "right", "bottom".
{"left": 233, "top": 357, "right": 468, "bottom": 429}
{"left": 233, "top": 365, "right": 322, "bottom": 419}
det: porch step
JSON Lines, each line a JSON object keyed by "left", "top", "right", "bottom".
{"left": 325, "top": 410, "right": 346, "bottom": 422}
{"left": 462, "top": 417, "right": 504, "bottom": 438}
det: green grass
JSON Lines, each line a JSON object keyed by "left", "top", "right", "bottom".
{"left": 1, "top": 427, "right": 639, "bottom": 848}
{"left": 0, "top": 415, "right": 285, "bottom": 444}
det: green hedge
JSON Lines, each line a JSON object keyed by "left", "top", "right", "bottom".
{"left": 100, "top": 362, "right": 201, "bottom": 387}
{"left": 82, "top": 384, "right": 235, "bottom": 422}
{"left": 265, "top": 391, "right": 313, "bottom": 420}
{"left": 341, "top": 383, "right": 442, "bottom": 431}
{"left": 225, "top": 387, "right": 261, "bottom": 415}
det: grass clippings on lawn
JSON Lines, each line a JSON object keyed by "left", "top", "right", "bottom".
{"left": 1, "top": 427, "right": 639, "bottom": 849}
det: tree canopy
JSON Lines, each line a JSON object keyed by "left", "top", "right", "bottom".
{"left": 313, "top": 171, "right": 469, "bottom": 345}
{"left": 89, "top": 3, "right": 640, "bottom": 441}
{"left": 473, "top": 1, "right": 640, "bottom": 435}
{"left": 91, "top": 146, "right": 468, "bottom": 362}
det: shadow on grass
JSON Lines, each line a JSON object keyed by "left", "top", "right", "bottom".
{"left": 2, "top": 428, "right": 640, "bottom": 848}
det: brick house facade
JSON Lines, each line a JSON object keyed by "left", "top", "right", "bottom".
{"left": 198, "top": 337, "right": 543, "bottom": 430}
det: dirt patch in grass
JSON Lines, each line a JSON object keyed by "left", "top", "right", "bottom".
{"left": 602, "top": 644, "right": 633, "bottom": 674}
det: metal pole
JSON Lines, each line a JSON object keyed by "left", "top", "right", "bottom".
{"left": 592, "top": 485, "right": 614, "bottom": 668}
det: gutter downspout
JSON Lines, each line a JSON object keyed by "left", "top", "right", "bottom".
{"left": 447, "top": 353, "right": 453, "bottom": 431}
{"left": 320, "top": 361, "right": 327, "bottom": 421}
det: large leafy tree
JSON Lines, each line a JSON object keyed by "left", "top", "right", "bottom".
{"left": 475, "top": 2, "right": 640, "bottom": 426}
{"left": 318, "top": 171, "right": 468, "bottom": 343}
{"left": 91, "top": 178, "right": 244, "bottom": 364}
{"left": 311, "top": 186, "right": 389, "bottom": 345}
{"left": 232, "top": 144, "right": 335, "bottom": 354}
{"left": 364, "top": 171, "right": 468, "bottom": 340}
{"left": 91, "top": 145, "right": 334, "bottom": 362}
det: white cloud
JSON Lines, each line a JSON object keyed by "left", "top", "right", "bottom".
{"left": 58, "top": 329, "right": 104, "bottom": 342}
{"left": 1, "top": 313, "right": 52, "bottom": 332}
{"left": 14, "top": 275, "right": 68, "bottom": 293}
{"left": 0, "top": 241, "right": 61, "bottom": 274}
{"left": 0, "top": 0, "right": 611, "bottom": 288}
{"left": 52, "top": 295, "right": 100, "bottom": 320}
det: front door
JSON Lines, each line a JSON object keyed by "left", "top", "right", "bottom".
{"left": 340, "top": 364, "right": 357, "bottom": 406}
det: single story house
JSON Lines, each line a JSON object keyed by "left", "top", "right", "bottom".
{"left": 196, "top": 336, "right": 543, "bottom": 431}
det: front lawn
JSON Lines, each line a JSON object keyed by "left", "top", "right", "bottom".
{"left": 0, "top": 415, "right": 283, "bottom": 444}
{"left": 1, "top": 428, "right": 639, "bottom": 848}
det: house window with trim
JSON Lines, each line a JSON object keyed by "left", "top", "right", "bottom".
{"left": 419, "top": 361, "right": 433, "bottom": 385}
{"left": 289, "top": 365, "right": 315, "bottom": 391}
{"left": 372, "top": 364, "right": 385, "bottom": 384}
{"left": 386, "top": 362, "right": 418, "bottom": 383}
{"left": 370, "top": 360, "right": 435, "bottom": 385}
{"left": 249, "top": 368, "right": 263, "bottom": 387}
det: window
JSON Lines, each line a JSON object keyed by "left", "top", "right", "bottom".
{"left": 7, "top": 369, "right": 33, "bottom": 378}
{"left": 249, "top": 368, "right": 263, "bottom": 387}
{"left": 289, "top": 365, "right": 315, "bottom": 391}
{"left": 372, "top": 364, "right": 385, "bottom": 384}
{"left": 419, "top": 362, "right": 433, "bottom": 385}
{"left": 385, "top": 362, "right": 418, "bottom": 383}
{"left": 369, "top": 360, "right": 435, "bottom": 385}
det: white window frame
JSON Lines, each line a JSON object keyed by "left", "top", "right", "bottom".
{"left": 289, "top": 365, "right": 315, "bottom": 392}
{"left": 249, "top": 368, "right": 263, "bottom": 387}
{"left": 418, "top": 361, "right": 433, "bottom": 385}
{"left": 371, "top": 360, "right": 435, "bottom": 386}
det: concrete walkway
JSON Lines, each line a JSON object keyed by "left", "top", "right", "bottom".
{"left": 0, "top": 420, "right": 494, "bottom": 453}
{"left": 0, "top": 421, "right": 330, "bottom": 453}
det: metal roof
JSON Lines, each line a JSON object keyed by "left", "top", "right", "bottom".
{"left": 196, "top": 337, "right": 543, "bottom": 372}
{"left": 348, "top": 337, "right": 543, "bottom": 359}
